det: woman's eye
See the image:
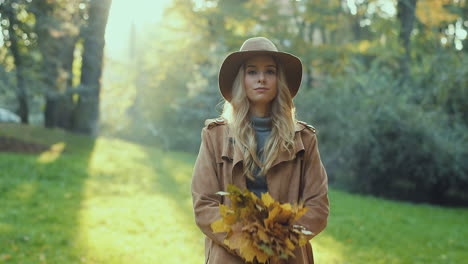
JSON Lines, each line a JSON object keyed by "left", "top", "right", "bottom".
{"left": 247, "top": 70, "right": 257, "bottom": 75}
{"left": 267, "top": 70, "right": 276, "bottom": 75}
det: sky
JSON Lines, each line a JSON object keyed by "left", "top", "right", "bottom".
{"left": 104, "top": 0, "right": 172, "bottom": 60}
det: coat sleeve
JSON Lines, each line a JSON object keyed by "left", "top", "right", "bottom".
{"left": 295, "top": 132, "right": 330, "bottom": 239}
{"left": 191, "top": 127, "right": 229, "bottom": 247}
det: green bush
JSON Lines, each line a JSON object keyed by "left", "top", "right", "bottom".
{"left": 156, "top": 88, "right": 223, "bottom": 152}
{"left": 349, "top": 102, "right": 468, "bottom": 204}
{"left": 296, "top": 58, "right": 468, "bottom": 205}
{"left": 414, "top": 52, "right": 468, "bottom": 124}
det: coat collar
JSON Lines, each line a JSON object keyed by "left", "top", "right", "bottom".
{"left": 221, "top": 122, "right": 307, "bottom": 168}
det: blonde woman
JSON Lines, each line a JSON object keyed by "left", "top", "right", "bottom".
{"left": 192, "top": 37, "right": 329, "bottom": 264}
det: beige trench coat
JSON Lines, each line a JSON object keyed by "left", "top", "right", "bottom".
{"left": 191, "top": 118, "right": 329, "bottom": 264}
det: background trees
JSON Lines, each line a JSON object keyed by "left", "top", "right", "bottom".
{"left": 1, "top": 0, "right": 466, "bottom": 205}
{"left": 0, "top": 0, "right": 112, "bottom": 134}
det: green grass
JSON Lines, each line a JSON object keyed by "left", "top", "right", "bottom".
{"left": 1, "top": 123, "right": 467, "bottom": 263}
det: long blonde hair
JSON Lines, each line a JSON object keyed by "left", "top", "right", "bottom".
{"left": 221, "top": 59, "right": 297, "bottom": 180}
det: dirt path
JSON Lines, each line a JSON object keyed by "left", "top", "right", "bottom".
{"left": 0, "top": 136, "right": 49, "bottom": 154}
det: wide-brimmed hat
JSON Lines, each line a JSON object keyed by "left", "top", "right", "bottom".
{"left": 218, "top": 37, "right": 302, "bottom": 102}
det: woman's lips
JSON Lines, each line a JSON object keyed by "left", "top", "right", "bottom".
{"left": 254, "top": 87, "right": 269, "bottom": 92}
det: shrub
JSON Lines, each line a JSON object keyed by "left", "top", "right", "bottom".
{"left": 296, "top": 59, "right": 468, "bottom": 205}
{"left": 349, "top": 101, "right": 468, "bottom": 204}
{"left": 156, "top": 89, "right": 223, "bottom": 153}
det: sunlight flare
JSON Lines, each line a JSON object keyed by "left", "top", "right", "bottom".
{"left": 37, "top": 142, "right": 66, "bottom": 163}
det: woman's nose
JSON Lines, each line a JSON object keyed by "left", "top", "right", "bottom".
{"left": 258, "top": 72, "right": 265, "bottom": 83}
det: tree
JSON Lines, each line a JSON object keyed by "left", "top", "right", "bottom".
{"left": 72, "top": 0, "right": 112, "bottom": 135}
{"left": 0, "top": 0, "right": 30, "bottom": 123}
{"left": 29, "top": 0, "right": 83, "bottom": 129}
{"left": 397, "top": 0, "right": 418, "bottom": 82}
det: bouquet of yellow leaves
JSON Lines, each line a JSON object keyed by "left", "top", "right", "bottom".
{"left": 211, "top": 184, "right": 313, "bottom": 263}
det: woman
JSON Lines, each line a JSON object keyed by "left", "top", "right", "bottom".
{"left": 191, "top": 37, "right": 329, "bottom": 264}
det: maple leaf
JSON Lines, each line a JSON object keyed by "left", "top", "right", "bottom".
{"left": 210, "top": 185, "right": 313, "bottom": 263}
{"left": 211, "top": 218, "right": 227, "bottom": 233}
{"left": 261, "top": 193, "right": 275, "bottom": 206}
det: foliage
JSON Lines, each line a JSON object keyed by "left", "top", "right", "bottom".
{"left": 296, "top": 58, "right": 468, "bottom": 205}
{"left": 414, "top": 51, "right": 468, "bottom": 124}
{"left": 349, "top": 99, "right": 468, "bottom": 204}
{"left": 135, "top": 0, "right": 468, "bottom": 205}
{"left": 1, "top": 124, "right": 468, "bottom": 263}
{"left": 0, "top": 64, "right": 16, "bottom": 110}
{"left": 0, "top": 0, "right": 111, "bottom": 132}
{"left": 211, "top": 185, "right": 310, "bottom": 263}
{"left": 155, "top": 88, "right": 223, "bottom": 152}
{"left": 1, "top": 0, "right": 467, "bottom": 203}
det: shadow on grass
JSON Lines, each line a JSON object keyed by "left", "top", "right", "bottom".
{"left": 0, "top": 124, "right": 208, "bottom": 263}
{"left": 0, "top": 124, "right": 96, "bottom": 262}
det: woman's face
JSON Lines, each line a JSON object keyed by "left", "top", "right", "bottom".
{"left": 243, "top": 55, "right": 278, "bottom": 108}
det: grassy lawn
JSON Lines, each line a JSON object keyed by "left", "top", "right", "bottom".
{"left": 0, "top": 123, "right": 467, "bottom": 263}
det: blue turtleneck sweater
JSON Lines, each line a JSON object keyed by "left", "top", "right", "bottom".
{"left": 246, "top": 115, "right": 272, "bottom": 198}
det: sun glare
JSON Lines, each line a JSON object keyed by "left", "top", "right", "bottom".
{"left": 37, "top": 142, "right": 66, "bottom": 163}
{"left": 105, "top": 0, "right": 172, "bottom": 60}
{"left": 76, "top": 138, "right": 204, "bottom": 263}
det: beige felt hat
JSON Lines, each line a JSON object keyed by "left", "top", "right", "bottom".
{"left": 218, "top": 37, "right": 303, "bottom": 102}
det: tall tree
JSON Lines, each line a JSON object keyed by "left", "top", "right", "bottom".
{"left": 1, "top": 0, "right": 29, "bottom": 123}
{"left": 397, "top": 0, "right": 418, "bottom": 82}
{"left": 72, "top": 0, "right": 112, "bottom": 135}
{"left": 30, "top": 0, "right": 82, "bottom": 129}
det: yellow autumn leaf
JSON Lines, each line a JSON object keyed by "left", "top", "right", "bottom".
{"left": 264, "top": 206, "right": 280, "bottom": 228}
{"left": 276, "top": 207, "right": 293, "bottom": 224}
{"left": 240, "top": 240, "right": 256, "bottom": 262}
{"left": 256, "top": 253, "right": 269, "bottom": 263}
{"left": 299, "top": 236, "right": 309, "bottom": 246}
{"left": 285, "top": 238, "right": 295, "bottom": 250}
{"left": 211, "top": 218, "right": 228, "bottom": 233}
{"left": 261, "top": 192, "right": 275, "bottom": 206}
{"left": 243, "top": 242, "right": 269, "bottom": 263}
{"left": 280, "top": 202, "right": 292, "bottom": 211}
{"left": 293, "top": 207, "right": 308, "bottom": 222}
{"left": 257, "top": 229, "right": 269, "bottom": 242}
{"left": 224, "top": 213, "right": 237, "bottom": 225}
{"left": 250, "top": 191, "right": 259, "bottom": 201}
{"left": 219, "top": 204, "right": 230, "bottom": 216}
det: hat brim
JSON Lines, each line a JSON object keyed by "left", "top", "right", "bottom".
{"left": 218, "top": 50, "right": 302, "bottom": 102}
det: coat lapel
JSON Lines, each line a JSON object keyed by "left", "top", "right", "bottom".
{"left": 221, "top": 126, "right": 244, "bottom": 166}
{"left": 270, "top": 123, "right": 306, "bottom": 168}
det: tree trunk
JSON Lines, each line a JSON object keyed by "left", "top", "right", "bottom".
{"left": 32, "top": 0, "right": 80, "bottom": 129}
{"left": 43, "top": 37, "right": 78, "bottom": 130}
{"left": 54, "top": 36, "right": 78, "bottom": 130}
{"left": 397, "top": 0, "right": 418, "bottom": 83}
{"left": 3, "top": 1, "right": 29, "bottom": 123}
{"left": 72, "top": 0, "right": 112, "bottom": 135}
